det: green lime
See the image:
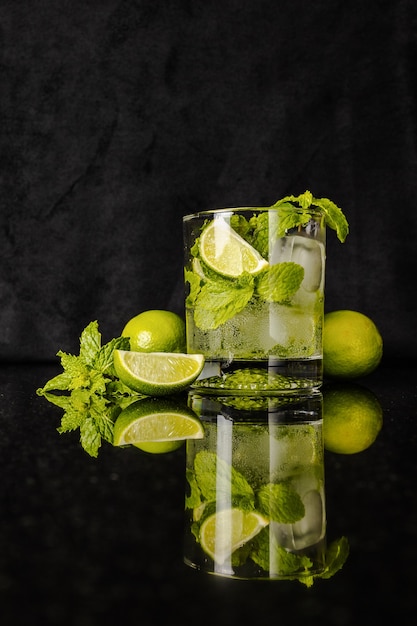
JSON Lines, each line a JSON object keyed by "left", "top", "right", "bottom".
{"left": 200, "top": 218, "right": 269, "bottom": 278}
{"left": 113, "top": 350, "right": 205, "bottom": 396}
{"left": 121, "top": 310, "right": 186, "bottom": 353}
{"left": 113, "top": 397, "right": 204, "bottom": 446}
{"left": 323, "top": 383, "right": 383, "bottom": 454}
{"left": 323, "top": 310, "right": 383, "bottom": 379}
{"left": 199, "top": 508, "right": 269, "bottom": 565}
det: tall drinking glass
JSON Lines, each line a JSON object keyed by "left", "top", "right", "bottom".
{"left": 183, "top": 206, "right": 326, "bottom": 394}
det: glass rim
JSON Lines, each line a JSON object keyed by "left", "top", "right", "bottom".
{"left": 182, "top": 206, "right": 324, "bottom": 222}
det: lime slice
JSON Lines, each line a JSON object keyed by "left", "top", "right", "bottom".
{"left": 113, "top": 350, "right": 205, "bottom": 395}
{"left": 200, "top": 508, "right": 269, "bottom": 565}
{"left": 200, "top": 218, "right": 269, "bottom": 277}
{"left": 113, "top": 397, "right": 204, "bottom": 446}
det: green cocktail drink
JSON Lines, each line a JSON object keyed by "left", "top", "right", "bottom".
{"left": 184, "top": 392, "right": 327, "bottom": 581}
{"left": 183, "top": 191, "right": 348, "bottom": 394}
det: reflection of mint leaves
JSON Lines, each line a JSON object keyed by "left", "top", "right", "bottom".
{"left": 187, "top": 449, "right": 350, "bottom": 584}
{"left": 251, "top": 530, "right": 349, "bottom": 587}
{"left": 257, "top": 482, "right": 305, "bottom": 523}
{"left": 37, "top": 321, "right": 140, "bottom": 457}
{"left": 193, "top": 451, "right": 255, "bottom": 510}
{"left": 318, "top": 535, "right": 350, "bottom": 580}
{"left": 251, "top": 527, "right": 313, "bottom": 577}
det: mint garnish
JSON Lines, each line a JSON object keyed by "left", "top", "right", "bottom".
{"left": 257, "top": 482, "right": 305, "bottom": 523}
{"left": 37, "top": 321, "right": 141, "bottom": 457}
{"left": 192, "top": 451, "right": 255, "bottom": 510}
{"left": 271, "top": 190, "right": 349, "bottom": 243}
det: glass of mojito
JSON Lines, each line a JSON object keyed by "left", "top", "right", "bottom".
{"left": 183, "top": 392, "right": 327, "bottom": 581}
{"left": 183, "top": 190, "right": 348, "bottom": 394}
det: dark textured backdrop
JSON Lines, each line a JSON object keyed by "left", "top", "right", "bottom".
{"left": 1, "top": 0, "right": 416, "bottom": 362}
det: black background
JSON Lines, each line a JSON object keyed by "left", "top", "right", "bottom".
{"left": 1, "top": 0, "right": 416, "bottom": 362}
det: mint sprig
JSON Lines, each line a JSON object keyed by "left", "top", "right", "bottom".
{"left": 37, "top": 321, "right": 141, "bottom": 457}
{"left": 271, "top": 189, "right": 349, "bottom": 243}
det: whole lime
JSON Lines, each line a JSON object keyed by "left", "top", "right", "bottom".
{"left": 323, "top": 310, "right": 383, "bottom": 379}
{"left": 323, "top": 383, "right": 383, "bottom": 454}
{"left": 121, "top": 310, "right": 186, "bottom": 353}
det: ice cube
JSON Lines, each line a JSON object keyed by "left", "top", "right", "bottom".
{"left": 288, "top": 236, "right": 325, "bottom": 292}
{"left": 291, "top": 489, "right": 326, "bottom": 549}
{"left": 271, "top": 488, "right": 325, "bottom": 550}
{"left": 271, "top": 235, "right": 325, "bottom": 292}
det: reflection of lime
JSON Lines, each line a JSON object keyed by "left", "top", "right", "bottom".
{"left": 121, "top": 310, "right": 186, "bottom": 353}
{"left": 200, "top": 508, "right": 269, "bottom": 565}
{"left": 113, "top": 350, "right": 204, "bottom": 395}
{"left": 113, "top": 397, "right": 204, "bottom": 447}
{"left": 323, "top": 383, "right": 383, "bottom": 454}
{"left": 134, "top": 440, "right": 184, "bottom": 454}
{"left": 200, "top": 218, "right": 269, "bottom": 277}
{"left": 323, "top": 310, "right": 383, "bottom": 379}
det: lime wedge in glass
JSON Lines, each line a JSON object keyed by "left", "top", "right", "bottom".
{"left": 200, "top": 508, "right": 269, "bottom": 565}
{"left": 200, "top": 218, "right": 269, "bottom": 277}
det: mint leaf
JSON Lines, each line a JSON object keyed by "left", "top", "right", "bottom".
{"left": 185, "top": 468, "right": 203, "bottom": 510}
{"left": 80, "top": 417, "right": 102, "bottom": 458}
{"left": 193, "top": 451, "right": 255, "bottom": 508}
{"left": 255, "top": 262, "right": 304, "bottom": 302}
{"left": 312, "top": 196, "right": 349, "bottom": 243}
{"left": 93, "top": 335, "right": 130, "bottom": 376}
{"left": 79, "top": 320, "right": 102, "bottom": 365}
{"left": 318, "top": 536, "right": 350, "bottom": 579}
{"left": 257, "top": 482, "right": 305, "bottom": 523}
{"left": 56, "top": 352, "right": 90, "bottom": 390}
{"left": 38, "top": 370, "right": 74, "bottom": 393}
{"left": 194, "top": 273, "right": 254, "bottom": 330}
{"left": 184, "top": 268, "right": 202, "bottom": 307}
{"left": 58, "top": 405, "right": 85, "bottom": 432}
{"left": 248, "top": 212, "right": 270, "bottom": 258}
{"left": 251, "top": 527, "right": 313, "bottom": 576}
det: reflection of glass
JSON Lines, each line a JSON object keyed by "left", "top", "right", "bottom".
{"left": 184, "top": 392, "right": 337, "bottom": 582}
{"left": 183, "top": 208, "right": 326, "bottom": 394}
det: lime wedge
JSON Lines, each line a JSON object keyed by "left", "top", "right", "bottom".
{"left": 113, "top": 350, "right": 205, "bottom": 395}
{"left": 200, "top": 218, "right": 269, "bottom": 277}
{"left": 200, "top": 508, "right": 269, "bottom": 565}
{"left": 113, "top": 397, "right": 204, "bottom": 447}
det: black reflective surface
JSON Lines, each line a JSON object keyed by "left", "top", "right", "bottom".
{"left": 1, "top": 363, "right": 416, "bottom": 625}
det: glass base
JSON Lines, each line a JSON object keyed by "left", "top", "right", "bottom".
{"left": 191, "top": 358, "right": 323, "bottom": 395}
